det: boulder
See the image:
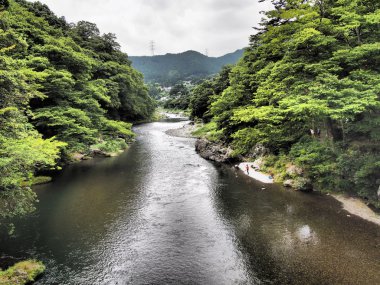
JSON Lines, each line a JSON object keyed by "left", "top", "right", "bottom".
{"left": 91, "top": 149, "right": 111, "bottom": 157}
{"left": 293, "top": 177, "right": 313, "bottom": 192}
{"left": 71, "top": 152, "right": 85, "bottom": 161}
{"left": 248, "top": 143, "right": 269, "bottom": 159}
{"left": 286, "top": 164, "right": 303, "bottom": 177}
{"left": 195, "top": 139, "right": 234, "bottom": 163}
{"left": 283, "top": 179, "right": 294, "bottom": 187}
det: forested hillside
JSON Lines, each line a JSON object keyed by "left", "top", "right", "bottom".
{"left": 130, "top": 49, "right": 244, "bottom": 86}
{"left": 190, "top": 0, "right": 380, "bottom": 205}
{"left": 0, "top": 0, "right": 155, "bottom": 230}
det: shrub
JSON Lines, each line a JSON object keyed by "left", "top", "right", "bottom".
{"left": 0, "top": 260, "right": 45, "bottom": 285}
{"left": 91, "top": 138, "right": 127, "bottom": 154}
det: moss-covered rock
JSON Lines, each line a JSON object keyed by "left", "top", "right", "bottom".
{"left": 293, "top": 177, "right": 313, "bottom": 192}
{"left": 32, "top": 176, "right": 52, "bottom": 185}
{"left": 0, "top": 260, "right": 45, "bottom": 285}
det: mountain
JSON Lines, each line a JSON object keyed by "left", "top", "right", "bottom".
{"left": 130, "top": 49, "right": 244, "bottom": 85}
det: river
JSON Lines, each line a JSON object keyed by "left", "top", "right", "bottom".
{"left": 1, "top": 118, "right": 380, "bottom": 284}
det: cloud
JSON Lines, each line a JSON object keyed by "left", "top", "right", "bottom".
{"left": 32, "top": 0, "right": 272, "bottom": 56}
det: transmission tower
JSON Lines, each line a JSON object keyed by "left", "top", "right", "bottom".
{"left": 150, "top": 40, "right": 155, "bottom": 56}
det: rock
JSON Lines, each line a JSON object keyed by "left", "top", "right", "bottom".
{"left": 248, "top": 143, "right": 269, "bottom": 159}
{"left": 286, "top": 164, "right": 303, "bottom": 177}
{"left": 293, "top": 177, "right": 313, "bottom": 192}
{"left": 71, "top": 152, "right": 85, "bottom": 161}
{"left": 81, "top": 156, "right": 92, "bottom": 160}
{"left": 32, "top": 176, "right": 52, "bottom": 185}
{"left": 377, "top": 185, "right": 380, "bottom": 201}
{"left": 253, "top": 158, "right": 264, "bottom": 169}
{"left": 195, "top": 138, "right": 234, "bottom": 163}
{"left": 283, "top": 179, "right": 294, "bottom": 187}
{"left": 0, "top": 260, "right": 45, "bottom": 285}
{"left": 91, "top": 149, "right": 110, "bottom": 157}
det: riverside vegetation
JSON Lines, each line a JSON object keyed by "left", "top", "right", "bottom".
{"left": 0, "top": 0, "right": 379, "bottom": 282}
{"left": 189, "top": 0, "right": 380, "bottom": 207}
{"left": 0, "top": 0, "right": 155, "bottom": 234}
{"left": 0, "top": 260, "right": 45, "bottom": 285}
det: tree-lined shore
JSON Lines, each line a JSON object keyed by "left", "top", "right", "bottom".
{"left": 189, "top": 0, "right": 380, "bottom": 207}
{"left": 0, "top": 0, "right": 155, "bottom": 231}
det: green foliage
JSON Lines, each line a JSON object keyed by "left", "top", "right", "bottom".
{"left": 0, "top": 259, "right": 45, "bottom": 285}
{"left": 188, "top": 0, "right": 380, "bottom": 204}
{"left": 91, "top": 138, "right": 128, "bottom": 154}
{"left": 191, "top": 122, "right": 224, "bottom": 142}
{"left": 0, "top": 0, "right": 9, "bottom": 11}
{"left": 147, "top": 83, "right": 168, "bottom": 100}
{"left": 0, "top": 0, "right": 155, "bottom": 226}
{"left": 190, "top": 80, "right": 214, "bottom": 120}
{"left": 189, "top": 65, "right": 233, "bottom": 122}
{"left": 163, "top": 83, "right": 191, "bottom": 110}
{"left": 289, "top": 138, "right": 337, "bottom": 188}
{"left": 32, "top": 176, "right": 52, "bottom": 185}
{"left": 0, "top": 108, "right": 66, "bottom": 229}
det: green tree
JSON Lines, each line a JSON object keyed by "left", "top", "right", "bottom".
{"left": 196, "top": 0, "right": 380, "bottom": 202}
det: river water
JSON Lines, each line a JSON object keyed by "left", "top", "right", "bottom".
{"left": 1, "top": 118, "right": 380, "bottom": 284}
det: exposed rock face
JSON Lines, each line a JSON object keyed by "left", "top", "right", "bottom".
{"left": 248, "top": 143, "right": 269, "bottom": 159}
{"left": 165, "top": 123, "right": 196, "bottom": 138}
{"left": 195, "top": 138, "right": 234, "bottom": 163}
{"left": 283, "top": 179, "right": 294, "bottom": 188}
{"left": 91, "top": 149, "right": 111, "bottom": 157}
{"left": 71, "top": 152, "right": 85, "bottom": 161}
{"left": 286, "top": 164, "right": 303, "bottom": 177}
{"left": 283, "top": 164, "right": 310, "bottom": 191}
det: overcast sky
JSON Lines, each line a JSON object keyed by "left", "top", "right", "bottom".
{"left": 32, "top": 0, "right": 272, "bottom": 57}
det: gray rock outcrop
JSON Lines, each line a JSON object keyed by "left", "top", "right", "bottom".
{"left": 247, "top": 143, "right": 269, "bottom": 159}
{"left": 195, "top": 138, "right": 234, "bottom": 163}
{"left": 283, "top": 179, "right": 294, "bottom": 188}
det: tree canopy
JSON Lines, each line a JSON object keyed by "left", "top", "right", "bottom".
{"left": 190, "top": 0, "right": 380, "bottom": 204}
{"left": 0, "top": 0, "right": 155, "bottom": 230}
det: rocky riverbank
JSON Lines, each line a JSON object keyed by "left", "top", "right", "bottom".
{"left": 193, "top": 136, "right": 380, "bottom": 227}
{"left": 332, "top": 194, "right": 380, "bottom": 226}
{"left": 165, "top": 122, "right": 197, "bottom": 138}
{"left": 194, "top": 139, "right": 235, "bottom": 163}
{"left": 0, "top": 260, "right": 45, "bottom": 285}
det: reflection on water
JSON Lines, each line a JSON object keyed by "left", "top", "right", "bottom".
{"left": 296, "top": 225, "right": 318, "bottom": 244}
{"left": 0, "top": 119, "right": 379, "bottom": 285}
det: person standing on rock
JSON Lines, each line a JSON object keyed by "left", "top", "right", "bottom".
{"left": 246, "top": 164, "right": 249, "bottom": 175}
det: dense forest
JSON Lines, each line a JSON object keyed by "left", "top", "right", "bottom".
{"left": 0, "top": 0, "right": 155, "bottom": 231}
{"left": 190, "top": 0, "right": 380, "bottom": 205}
{"left": 130, "top": 49, "right": 243, "bottom": 86}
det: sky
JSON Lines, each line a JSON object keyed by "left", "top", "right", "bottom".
{"left": 32, "top": 0, "right": 272, "bottom": 57}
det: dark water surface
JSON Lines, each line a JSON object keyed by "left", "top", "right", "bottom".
{"left": 1, "top": 119, "right": 380, "bottom": 284}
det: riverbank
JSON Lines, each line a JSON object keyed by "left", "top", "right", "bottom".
{"left": 238, "top": 162, "right": 380, "bottom": 226}
{"left": 190, "top": 130, "right": 380, "bottom": 227}
{"left": 237, "top": 162, "right": 274, "bottom": 184}
{"left": 332, "top": 194, "right": 380, "bottom": 226}
{"left": 0, "top": 260, "right": 45, "bottom": 285}
{"left": 165, "top": 122, "right": 196, "bottom": 138}
{"left": 3, "top": 118, "right": 380, "bottom": 284}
